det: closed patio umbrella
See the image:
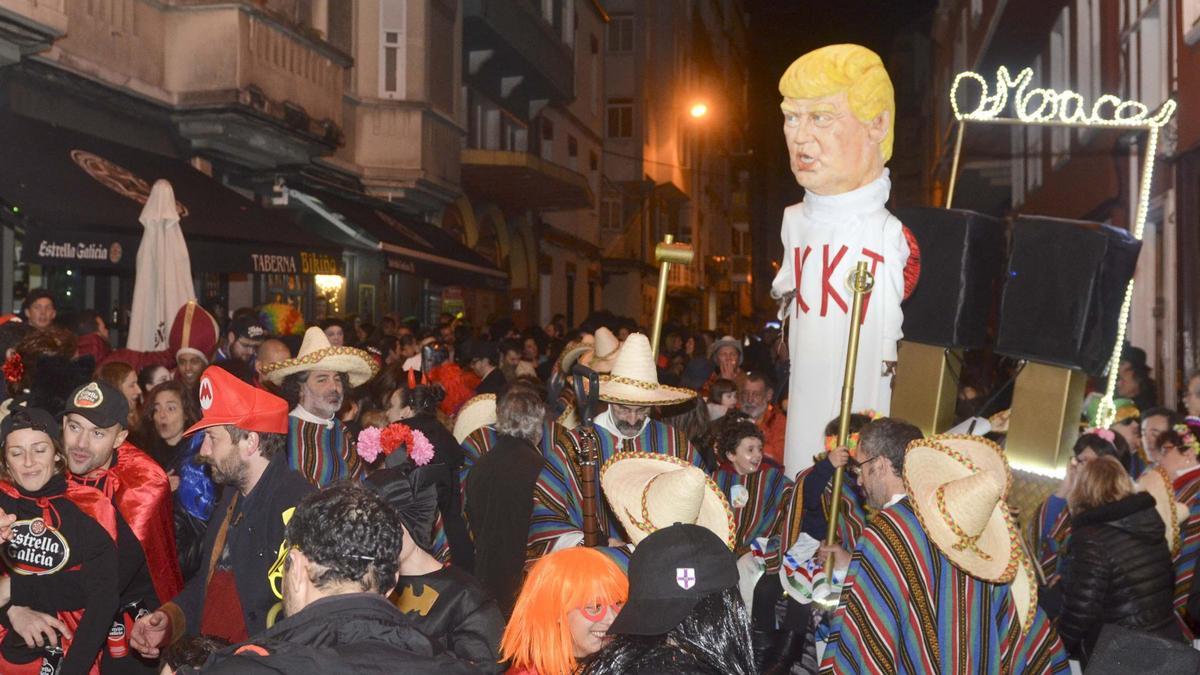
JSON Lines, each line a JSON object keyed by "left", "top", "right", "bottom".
{"left": 126, "top": 179, "right": 194, "bottom": 352}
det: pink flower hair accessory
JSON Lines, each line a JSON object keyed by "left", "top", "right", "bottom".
{"left": 356, "top": 422, "right": 435, "bottom": 466}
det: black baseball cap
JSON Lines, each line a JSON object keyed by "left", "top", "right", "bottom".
{"left": 228, "top": 315, "right": 267, "bottom": 341}
{"left": 62, "top": 381, "right": 129, "bottom": 429}
{"left": 607, "top": 523, "right": 738, "bottom": 636}
{"left": 1, "top": 406, "right": 61, "bottom": 444}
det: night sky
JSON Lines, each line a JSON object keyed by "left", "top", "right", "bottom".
{"left": 744, "top": 0, "right": 938, "bottom": 306}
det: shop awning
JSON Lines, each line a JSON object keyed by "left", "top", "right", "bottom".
{"left": 0, "top": 112, "right": 342, "bottom": 274}
{"left": 461, "top": 148, "right": 593, "bottom": 212}
{"left": 289, "top": 189, "right": 509, "bottom": 291}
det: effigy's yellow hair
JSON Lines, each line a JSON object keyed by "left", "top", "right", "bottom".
{"left": 500, "top": 547, "right": 629, "bottom": 674}
{"left": 778, "top": 44, "right": 895, "bottom": 161}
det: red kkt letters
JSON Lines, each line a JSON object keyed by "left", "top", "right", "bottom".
{"left": 792, "top": 245, "right": 883, "bottom": 323}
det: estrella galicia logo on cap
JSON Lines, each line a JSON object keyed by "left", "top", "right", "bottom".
{"left": 676, "top": 567, "right": 695, "bottom": 590}
{"left": 73, "top": 382, "right": 104, "bottom": 409}
{"left": 198, "top": 377, "right": 214, "bottom": 410}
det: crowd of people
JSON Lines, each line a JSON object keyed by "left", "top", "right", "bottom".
{"left": 0, "top": 285, "right": 1198, "bottom": 674}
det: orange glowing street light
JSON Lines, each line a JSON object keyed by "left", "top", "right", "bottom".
{"left": 689, "top": 102, "right": 709, "bottom": 118}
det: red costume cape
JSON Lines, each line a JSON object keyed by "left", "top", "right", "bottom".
{"left": 70, "top": 442, "right": 183, "bottom": 603}
{"left": 0, "top": 480, "right": 117, "bottom": 675}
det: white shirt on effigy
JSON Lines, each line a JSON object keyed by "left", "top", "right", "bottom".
{"left": 770, "top": 169, "right": 909, "bottom": 474}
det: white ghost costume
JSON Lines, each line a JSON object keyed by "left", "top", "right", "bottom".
{"left": 770, "top": 170, "right": 910, "bottom": 474}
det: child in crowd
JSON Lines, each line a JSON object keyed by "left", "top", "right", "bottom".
{"left": 707, "top": 378, "right": 739, "bottom": 422}
{"left": 750, "top": 412, "right": 872, "bottom": 674}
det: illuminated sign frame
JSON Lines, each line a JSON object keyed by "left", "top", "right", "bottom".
{"left": 947, "top": 66, "right": 1176, "bottom": 431}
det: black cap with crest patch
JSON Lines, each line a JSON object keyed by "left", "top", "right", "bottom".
{"left": 62, "top": 381, "right": 129, "bottom": 429}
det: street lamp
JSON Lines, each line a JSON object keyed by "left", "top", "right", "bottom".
{"left": 689, "top": 102, "right": 708, "bottom": 119}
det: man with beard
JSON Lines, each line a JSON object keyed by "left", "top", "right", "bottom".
{"left": 738, "top": 371, "right": 787, "bottom": 470}
{"left": 260, "top": 327, "right": 378, "bottom": 487}
{"left": 63, "top": 380, "right": 182, "bottom": 673}
{"left": 817, "top": 421, "right": 1067, "bottom": 673}
{"left": 175, "top": 484, "right": 478, "bottom": 673}
{"left": 129, "top": 366, "right": 314, "bottom": 656}
{"left": 528, "top": 333, "right": 704, "bottom": 565}
{"left": 214, "top": 314, "right": 266, "bottom": 367}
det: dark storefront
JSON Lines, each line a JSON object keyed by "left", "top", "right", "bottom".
{"left": 0, "top": 111, "right": 342, "bottom": 334}
{"left": 289, "top": 187, "right": 508, "bottom": 326}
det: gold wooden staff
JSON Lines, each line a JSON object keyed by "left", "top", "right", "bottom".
{"left": 824, "top": 261, "right": 875, "bottom": 576}
{"left": 649, "top": 234, "right": 695, "bottom": 358}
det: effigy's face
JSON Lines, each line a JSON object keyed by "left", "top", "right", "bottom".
{"left": 781, "top": 91, "right": 884, "bottom": 196}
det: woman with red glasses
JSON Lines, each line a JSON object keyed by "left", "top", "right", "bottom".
{"left": 501, "top": 547, "right": 628, "bottom": 674}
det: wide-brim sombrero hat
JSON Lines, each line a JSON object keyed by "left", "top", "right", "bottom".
{"left": 1138, "top": 465, "right": 1189, "bottom": 556}
{"left": 452, "top": 393, "right": 497, "bottom": 443}
{"left": 260, "top": 326, "right": 378, "bottom": 387}
{"left": 903, "top": 434, "right": 1021, "bottom": 584}
{"left": 601, "top": 451, "right": 735, "bottom": 549}
{"left": 598, "top": 333, "right": 695, "bottom": 407}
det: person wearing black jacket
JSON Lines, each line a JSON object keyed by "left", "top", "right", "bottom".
{"left": 388, "top": 382, "right": 474, "bottom": 571}
{"left": 129, "top": 367, "right": 315, "bottom": 658}
{"left": 183, "top": 484, "right": 480, "bottom": 673}
{"left": 368, "top": 463, "right": 503, "bottom": 672}
{"left": 465, "top": 387, "right": 547, "bottom": 617}
{"left": 1059, "top": 455, "right": 1183, "bottom": 664}
{"left": 0, "top": 406, "right": 119, "bottom": 675}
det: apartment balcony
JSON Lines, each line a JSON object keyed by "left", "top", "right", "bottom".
{"left": 340, "top": 100, "right": 464, "bottom": 213}
{"left": 667, "top": 261, "right": 703, "bottom": 294}
{"left": 461, "top": 148, "right": 592, "bottom": 213}
{"left": 0, "top": 0, "right": 66, "bottom": 66}
{"left": 463, "top": 0, "right": 573, "bottom": 116}
{"left": 166, "top": 6, "right": 351, "bottom": 168}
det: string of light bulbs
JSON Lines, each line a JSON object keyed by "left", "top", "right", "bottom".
{"left": 946, "top": 65, "right": 1176, "bottom": 430}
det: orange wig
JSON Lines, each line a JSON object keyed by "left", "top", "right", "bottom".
{"left": 501, "top": 548, "right": 628, "bottom": 674}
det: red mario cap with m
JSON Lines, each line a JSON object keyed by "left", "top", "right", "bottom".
{"left": 183, "top": 366, "right": 289, "bottom": 436}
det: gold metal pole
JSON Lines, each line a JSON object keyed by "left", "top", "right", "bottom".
{"left": 825, "top": 261, "right": 874, "bottom": 576}
{"left": 945, "top": 121, "right": 966, "bottom": 209}
{"left": 650, "top": 234, "right": 695, "bottom": 359}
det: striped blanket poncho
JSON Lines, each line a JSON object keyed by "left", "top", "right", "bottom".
{"left": 772, "top": 459, "right": 867, "bottom": 574}
{"left": 1026, "top": 494, "right": 1070, "bottom": 587}
{"left": 286, "top": 415, "right": 364, "bottom": 488}
{"left": 527, "top": 416, "right": 701, "bottom": 565}
{"left": 1173, "top": 464, "right": 1200, "bottom": 632}
{"left": 820, "top": 498, "right": 1069, "bottom": 675}
{"left": 712, "top": 461, "right": 794, "bottom": 557}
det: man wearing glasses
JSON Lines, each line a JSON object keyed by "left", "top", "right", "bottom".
{"left": 1141, "top": 407, "right": 1182, "bottom": 458}
{"left": 129, "top": 366, "right": 314, "bottom": 658}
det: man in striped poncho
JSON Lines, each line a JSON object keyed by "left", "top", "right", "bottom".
{"left": 819, "top": 421, "right": 1069, "bottom": 674}
{"left": 527, "top": 334, "right": 703, "bottom": 565}
{"left": 261, "top": 326, "right": 378, "bottom": 487}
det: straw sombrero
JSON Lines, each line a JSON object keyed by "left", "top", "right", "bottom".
{"left": 903, "top": 434, "right": 1021, "bottom": 584}
{"left": 601, "top": 451, "right": 735, "bottom": 549}
{"left": 557, "top": 334, "right": 595, "bottom": 375}
{"left": 260, "top": 326, "right": 378, "bottom": 387}
{"left": 453, "top": 393, "right": 497, "bottom": 443}
{"left": 598, "top": 333, "right": 695, "bottom": 407}
{"left": 1009, "top": 546, "right": 1039, "bottom": 632}
{"left": 1138, "top": 465, "right": 1189, "bottom": 555}
{"left": 587, "top": 327, "right": 622, "bottom": 374}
